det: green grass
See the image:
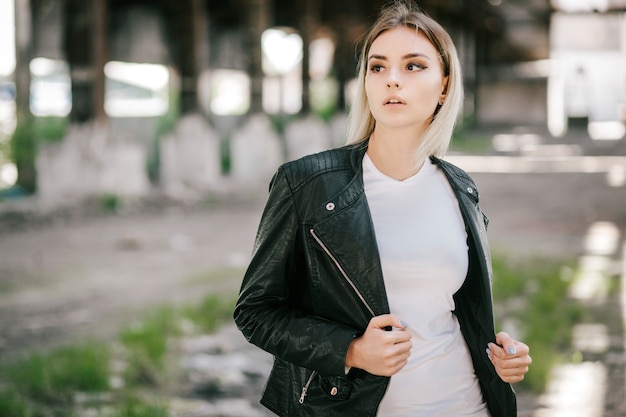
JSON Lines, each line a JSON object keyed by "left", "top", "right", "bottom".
{"left": 8, "top": 343, "right": 110, "bottom": 404}
{"left": 0, "top": 387, "right": 168, "bottom": 417}
{"left": 182, "top": 293, "right": 237, "bottom": 333}
{"left": 182, "top": 266, "right": 244, "bottom": 285}
{"left": 450, "top": 130, "right": 493, "bottom": 154}
{"left": 34, "top": 117, "right": 68, "bottom": 143}
{"left": 118, "top": 294, "right": 236, "bottom": 386}
{"left": 0, "top": 290, "right": 238, "bottom": 416}
{"left": 1, "top": 342, "right": 110, "bottom": 409}
{"left": 0, "top": 388, "right": 30, "bottom": 417}
{"left": 99, "top": 194, "right": 121, "bottom": 213}
{"left": 100, "top": 395, "right": 169, "bottom": 417}
{"left": 119, "top": 306, "right": 180, "bottom": 386}
{"left": 492, "top": 254, "right": 584, "bottom": 392}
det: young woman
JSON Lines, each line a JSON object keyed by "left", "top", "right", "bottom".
{"left": 234, "top": 1, "right": 531, "bottom": 416}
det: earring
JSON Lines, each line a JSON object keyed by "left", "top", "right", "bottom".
{"left": 438, "top": 99, "right": 444, "bottom": 106}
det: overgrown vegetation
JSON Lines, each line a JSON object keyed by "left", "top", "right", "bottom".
{"left": 9, "top": 118, "right": 37, "bottom": 192}
{"left": 6, "top": 343, "right": 110, "bottom": 405}
{"left": 0, "top": 292, "right": 237, "bottom": 416}
{"left": 34, "top": 117, "right": 68, "bottom": 143}
{"left": 491, "top": 254, "right": 585, "bottom": 392}
{"left": 149, "top": 86, "right": 180, "bottom": 184}
{"left": 182, "top": 293, "right": 238, "bottom": 334}
{"left": 120, "top": 306, "right": 180, "bottom": 387}
{"left": 101, "top": 395, "right": 169, "bottom": 417}
{"left": 450, "top": 129, "right": 493, "bottom": 154}
{"left": 8, "top": 116, "right": 69, "bottom": 194}
{"left": 0, "top": 255, "right": 588, "bottom": 413}
{"left": 310, "top": 76, "right": 340, "bottom": 122}
{"left": 100, "top": 193, "right": 121, "bottom": 213}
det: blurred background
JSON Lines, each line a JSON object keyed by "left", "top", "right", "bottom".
{"left": 0, "top": 0, "right": 624, "bottom": 199}
{"left": 0, "top": 1, "right": 625, "bottom": 417}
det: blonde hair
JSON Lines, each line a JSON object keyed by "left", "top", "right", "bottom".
{"left": 345, "top": 0, "right": 463, "bottom": 158}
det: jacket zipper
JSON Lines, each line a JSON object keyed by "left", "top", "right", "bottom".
{"left": 299, "top": 370, "right": 318, "bottom": 404}
{"left": 298, "top": 229, "right": 377, "bottom": 405}
{"left": 309, "top": 229, "right": 376, "bottom": 318}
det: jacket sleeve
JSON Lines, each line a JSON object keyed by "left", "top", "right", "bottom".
{"left": 233, "top": 167, "right": 358, "bottom": 376}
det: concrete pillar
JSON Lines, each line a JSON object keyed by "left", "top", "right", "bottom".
{"left": 299, "top": 0, "right": 318, "bottom": 114}
{"left": 13, "top": 0, "right": 35, "bottom": 191}
{"left": 176, "top": 0, "right": 209, "bottom": 114}
{"left": 94, "top": 0, "right": 107, "bottom": 126}
{"left": 63, "top": 0, "right": 107, "bottom": 124}
{"left": 246, "top": 0, "right": 272, "bottom": 113}
{"left": 14, "top": 0, "right": 31, "bottom": 124}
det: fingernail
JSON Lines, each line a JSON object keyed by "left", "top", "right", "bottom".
{"left": 486, "top": 348, "right": 491, "bottom": 358}
{"left": 507, "top": 346, "right": 516, "bottom": 355}
{"left": 400, "top": 320, "right": 409, "bottom": 328}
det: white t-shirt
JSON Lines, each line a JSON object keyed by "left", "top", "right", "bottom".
{"left": 362, "top": 154, "right": 489, "bottom": 417}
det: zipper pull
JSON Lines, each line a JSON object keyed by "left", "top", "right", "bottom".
{"left": 299, "top": 386, "right": 308, "bottom": 404}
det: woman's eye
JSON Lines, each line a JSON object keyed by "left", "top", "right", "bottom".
{"left": 407, "top": 63, "right": 425, "bottom": 71}
{"left": 369, "top": 64, "right": 383, "bottom": 73}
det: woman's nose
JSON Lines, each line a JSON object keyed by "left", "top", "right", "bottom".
{"left": 386, "top": 69, "right": 400, "bottom": 88}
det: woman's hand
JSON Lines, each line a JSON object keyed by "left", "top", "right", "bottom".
{"left": 345, "top": 314, "right": 412, "bottom": 377}
{"left": 487, "top": 331, "right": 532, "bottom": 383}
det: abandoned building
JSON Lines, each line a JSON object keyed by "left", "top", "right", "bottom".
{"left": 2, "top": 0, "right": 625, "bottom": 204}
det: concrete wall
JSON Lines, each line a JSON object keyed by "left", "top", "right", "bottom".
{"left": 476, "top": 79, "right": 547, "bottom": 126}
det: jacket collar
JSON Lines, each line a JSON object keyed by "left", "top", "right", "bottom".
{"left": 347, "top": 141, "right": 369, "bottom": 175}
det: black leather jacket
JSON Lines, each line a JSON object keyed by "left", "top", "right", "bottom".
{"left": 234, "top": 143, "right": 517, "bottom": 417}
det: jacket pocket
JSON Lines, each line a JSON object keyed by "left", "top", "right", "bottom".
{"left": 299, "top": 370, "right": 318, "bottom": 404}
{"left": 319, "top": 375, "right": 354, "bottom": 401}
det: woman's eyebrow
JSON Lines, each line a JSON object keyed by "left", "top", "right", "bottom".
{"left": 367, "top": 52, "right": 430, "bottom": 61}
{"left": 368, "top": 54, "right": 387, "bottom": 61}
{"left": 403, "top": 52, "right": 430, "bottom": 60}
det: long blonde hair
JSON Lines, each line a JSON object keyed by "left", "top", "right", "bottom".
{"left": 345, "top": 0, "right": 463, "bottom": 158}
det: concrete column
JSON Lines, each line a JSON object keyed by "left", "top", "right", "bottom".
{"left": 299, "top": 0, "right": 318, "bottom": 114}
{"left": 64, "top": 0, "right": 107, "bottom": 124}
{"left": 93, "top": 0, "right": 107, "bottom": 126}
{"left": 13, "top": 0, "right": 36, "bottom": 191}
{"left": 14, "top": 0, "right": 32, "bottom": 125}
{"left": 246, "top": 0, "right": 272, "bottom": 113}
{"left": 177, "top": 0, "right": 209, "bottom": 114}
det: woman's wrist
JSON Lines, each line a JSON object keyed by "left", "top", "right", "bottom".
{"left": 345, "top": 336, "right": 361, "bottom": 369}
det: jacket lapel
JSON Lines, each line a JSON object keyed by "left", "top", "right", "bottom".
{"left": 434, "top": 157, "right": 496, "bottom": 338}
{"left": 311, "top": 148, "right": 390, "bottom": 318}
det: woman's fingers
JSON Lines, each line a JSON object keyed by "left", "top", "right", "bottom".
{"left": 369, "top": 314, "right": 408, "bottom": 331}
{"left": 488, "top": 333, "right": 532, "bottom": 383}
{"left": 346, "top": 314, "right": 412, "bottom": 377}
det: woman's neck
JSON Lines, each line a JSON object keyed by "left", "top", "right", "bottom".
{"left": 366, "top": 127, "right": 426, "bottom": 181}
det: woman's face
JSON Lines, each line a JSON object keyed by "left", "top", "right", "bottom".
{"left": 365, "top": 26, "right": 448, "bottom": 133}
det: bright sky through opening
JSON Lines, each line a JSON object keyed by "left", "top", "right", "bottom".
{"left": 0, "top": 0, "right": 16, "bottom": 76}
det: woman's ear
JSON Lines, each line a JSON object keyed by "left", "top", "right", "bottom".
{"left": 441, "top": 76, "right": 449, "bottom": 95}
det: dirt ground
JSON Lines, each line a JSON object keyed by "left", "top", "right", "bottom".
{"left": 0, "top": 129, "right": 625, "bottom": 414}
{"left": 0, "top": 196, "right": 266, "bottom": 362}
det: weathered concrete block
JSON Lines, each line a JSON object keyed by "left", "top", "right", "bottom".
{"left": 329, "top": 112, "right": 349, "bottom": 148}
{"left": 230, "top": 114, "right": 282, "bottom": 187}
{"left": 159, "top": 113, "right": 222, "bottom": 199}
{"left": 476, "top": 80, "right": 547, "bottom": 126}
{"left": 36, "top": 123, "right": 150, "bottom": 206}
{"left": 284, "top": 115, "right": 332, "bottom": 162}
